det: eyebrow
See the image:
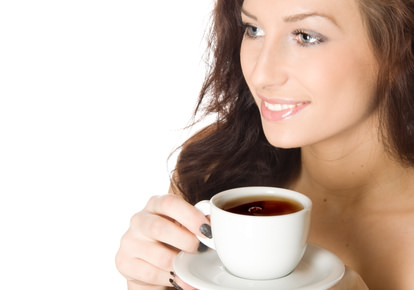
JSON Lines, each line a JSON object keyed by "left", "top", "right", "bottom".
{"left": 283, "top": 12, "right": 339, "bottom": 27}
{"left": 241, "top": 8, "right": 339, "bottom": 28}
{"left": 241, "top": 8, "right": 258, "bottom": 20}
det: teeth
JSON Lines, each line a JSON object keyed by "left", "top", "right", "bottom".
{"left": 264, "top": 101, "right": 302, "bottom": 112}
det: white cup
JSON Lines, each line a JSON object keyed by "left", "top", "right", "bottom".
{"left": 195, "top": 186, "right": 312, "bottom": 280}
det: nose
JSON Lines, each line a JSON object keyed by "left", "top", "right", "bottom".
{"left": 247, "top": 39, "right": 289, "bottom": 90}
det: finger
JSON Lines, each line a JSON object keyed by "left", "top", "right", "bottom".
{"left": 135, "top": 212, "right": 201, "bottom": 253}
{"left": 118, "top": 254, "right": 171, "bottom": 287}
{"left": 127, "top": 279, "right": 164, "bottom": 290}
{"left": 172, "top": 275, "right": 197, "bottom": 290}
{"left": 117, "top": 227, "right": 180, "bottom": 273}
{"left": 127, "top": 278, "right": 171, "bottom": 290}
{"left": 116, "top": 236, "right": 170, "bottom": 285}
{"left": 146, "top": 194, "right": 211, "bottom": 238}
{"left": 128, "top": 237, "right": 180, "bottom": 271}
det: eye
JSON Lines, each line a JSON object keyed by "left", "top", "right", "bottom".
{"left": 293, "top": 30, "right": 325, "bottom": 46}
{"left": 242, "top": 23, "right": 265, "bottom": 39}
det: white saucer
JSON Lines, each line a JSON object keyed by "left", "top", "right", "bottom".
{"left": 174, "top": 244, "right": 345, "bottom": 290}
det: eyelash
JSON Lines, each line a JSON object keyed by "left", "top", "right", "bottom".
{"left": 241, "top": 23, "right": 264, "bottom": 39}
{"left": 241, "top": 23, "right": 326, "bottom": 47}
{"left": 292, "top": 29, "right": 326, "bottom": 46}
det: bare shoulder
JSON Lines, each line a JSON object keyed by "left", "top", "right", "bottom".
{"left": 388, "top": 208, "right": 414, "bottom": 288}
{"left": 368, "top": 200, "right": 414, "bottom": 288}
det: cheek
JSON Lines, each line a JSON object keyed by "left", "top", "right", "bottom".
{"left": 240, "top": 42, "right": 253, "bottom": 83}
{"left": 300, "top": 53, "right": 345, "bottom": 95}
{"left": 240, "top": 40, "right": 262, "bottom": 86}
{"left": 299, "top": 47, "right": 377, "bottom": 108}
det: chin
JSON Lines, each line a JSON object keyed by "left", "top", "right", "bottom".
{"left": 263, "top": 131, "right": 302, "bottom": 149}
{"left": 260, "top": 121, "right": 304, "bottom": 149}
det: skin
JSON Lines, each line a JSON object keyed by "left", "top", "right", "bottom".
{"left": 116, "top": 0, "right": 414, "bottom": 289}
{"left": 116, "top": 193, "right": 207, "bottom": 290}
{"left": 240, "top": 0, "right": 379, "bottom": 150}
{"left": 240, "top": 0, "right": 414, "bottom": 289}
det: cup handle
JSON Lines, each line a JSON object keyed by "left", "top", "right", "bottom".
{"left": 194, "top": 200, "right": 216, "bottom": 250}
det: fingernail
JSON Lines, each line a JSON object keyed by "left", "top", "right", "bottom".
{"left": 169, "top": 278, "right": 183, "bottom": 290}
{"left": 197, "top": 241, "right": 208, "bottom": 252}
{"left": 170, "top": 271, "right": 176, "bottom": 277}
{"left": 200, "top": 224, "right": 212, "bottom": 239}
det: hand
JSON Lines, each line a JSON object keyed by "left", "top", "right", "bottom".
{"left": 329, "top": 266, "right": 368, "bottom": 290}
{"left": 115, "top": 194, "right": 211, "bottom": 289}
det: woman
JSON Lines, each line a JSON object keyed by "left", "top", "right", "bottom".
{"left": 116, "top": 0, "right": 414, "bottom": 289}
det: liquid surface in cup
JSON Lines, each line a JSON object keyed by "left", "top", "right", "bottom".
{"left": 222, "top": 195, "right": 304, "bottom": 216}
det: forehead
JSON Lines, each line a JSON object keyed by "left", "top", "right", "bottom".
{"left": 241, "top": 0, "right": 362, "bottom": 27}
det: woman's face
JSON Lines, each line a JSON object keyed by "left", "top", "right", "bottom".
{"left": 240, "top": 0, "right": 379, "bottom": 149}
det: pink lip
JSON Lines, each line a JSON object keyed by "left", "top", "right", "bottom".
{"left": 259, "top": 95, "right": 306, "bottom": 105}
{"left": 258, "top": 96, "right": 310, "bottom": 122}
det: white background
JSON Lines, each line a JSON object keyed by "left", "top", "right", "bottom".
{"left": 0, "top": 1, "right": 214, "bottom": 289}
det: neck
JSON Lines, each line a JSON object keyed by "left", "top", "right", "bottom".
{"left": 292, "top": 126, "right": 413, "bottom": 208}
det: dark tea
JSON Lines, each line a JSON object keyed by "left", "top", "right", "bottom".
{"left": 222, "top": 195, "right": 303, "bottom": 216}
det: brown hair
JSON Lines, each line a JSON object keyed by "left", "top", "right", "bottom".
{"left": 173, "top": 0, "right": 414, "bottom": 204}
{"left": 358, "top": 0, "right": 414, "bottom": 164}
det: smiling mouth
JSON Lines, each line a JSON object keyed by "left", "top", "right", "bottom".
{"left": 264, "top": 101, "right": 307, "bottom": 112}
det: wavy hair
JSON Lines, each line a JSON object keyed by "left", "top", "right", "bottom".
{"left": 173, "top": 0, "right": 414, "bottom": 204}
{"left": 358, "top": 0, "right": 414, "bottom": 164}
